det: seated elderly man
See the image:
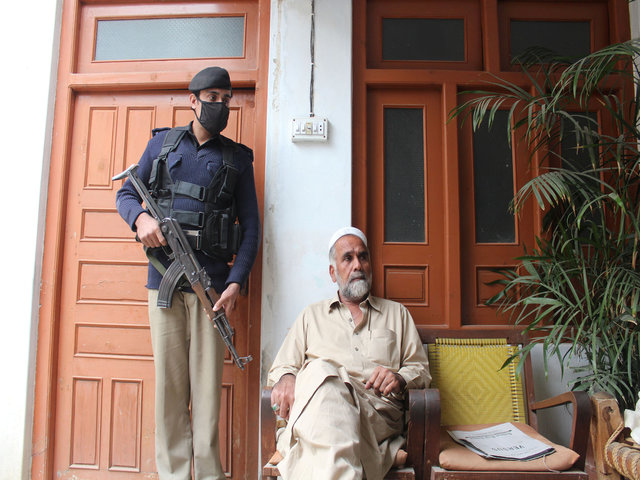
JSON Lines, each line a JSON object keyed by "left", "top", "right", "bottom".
{"left": 267, "top": 227, "right": 431, "bottom": 480}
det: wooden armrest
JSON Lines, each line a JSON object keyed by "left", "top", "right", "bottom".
{"left": 406, "top": 389, "right": 426, "bottom": 479}
{"left": 424, "top": 388, "right": 441, "bottom": 476}
{"left": 590, "top": 391, "right": 623, "bottom": 480}
{"left": 261, "top": 387, "right": 276, "bottom": 468}
{"left": 530, "top": 390, "right": 591, "bottom": 470}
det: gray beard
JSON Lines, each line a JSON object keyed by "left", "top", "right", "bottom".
{"left": 338, "top": 275, "right": 371, "bottom": 302}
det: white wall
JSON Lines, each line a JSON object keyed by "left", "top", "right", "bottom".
{"left": 0, "top": 1, "right": 60, "bottom": 479}
{"left": 261, "top": 0, "right": 353, "bottom": 379}
{"left": 631, "top": 1, "right": 640, "bottom": 39}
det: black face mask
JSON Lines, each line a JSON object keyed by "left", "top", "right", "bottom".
{"left": 197, "top": 100, "right": 230, "bottom": 136}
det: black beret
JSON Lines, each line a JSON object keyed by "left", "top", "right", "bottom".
{"left": 189, "top": 67, "right": 232, "bottom": 93}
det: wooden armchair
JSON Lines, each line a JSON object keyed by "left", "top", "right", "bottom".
{"left": 420, "top": 328, "right": 592, "bottom": 480}
{"left": 260, "top": 328, "right": 591, "bottom": 480}
{"left": 260, "top": 385, "right": 438, "bottom": 479}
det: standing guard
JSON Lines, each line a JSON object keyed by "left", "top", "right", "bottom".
{"left": 115, "top": 66, "right": 261, "bottom": 480}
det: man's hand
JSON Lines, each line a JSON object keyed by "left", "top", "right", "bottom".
{"left": 135, "top": 212, "right": 166, "bottom": 248}
{"left": 271, "top": 373, "right": 296, "bottom": 420}
{"left": 365, "top": 366, "right": 406, "bottom": 396}
{"left": 213, "top": 282, "right": 241, "bottom": 313}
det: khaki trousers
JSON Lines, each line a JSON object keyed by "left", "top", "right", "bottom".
{"left": 148, "top": 289, "right": 225, "bottom": 480}
{"left": 276, "top": 359, "right": 404, "bottom": 480}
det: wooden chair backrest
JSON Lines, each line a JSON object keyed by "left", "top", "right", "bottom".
{"left": 417, "top": 328, "right": 538, "bottom": 430}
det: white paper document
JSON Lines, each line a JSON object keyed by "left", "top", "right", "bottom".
{"left": 448, "top": 423, "right": 556, "bottom": 461}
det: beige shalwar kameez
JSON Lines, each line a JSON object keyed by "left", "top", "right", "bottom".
{"left": 267, "top": 295, "right": 431, "bottom": 480}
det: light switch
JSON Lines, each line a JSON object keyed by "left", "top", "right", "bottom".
{"left": 292, "top": 117, "right": 328, "bottom": 142}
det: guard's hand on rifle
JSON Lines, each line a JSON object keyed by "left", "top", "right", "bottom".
{"left": 135, "top": 212, "right": 167, "bottom": 248}
{"left": 214, "top": 282, "right": 241, "bottom": 314}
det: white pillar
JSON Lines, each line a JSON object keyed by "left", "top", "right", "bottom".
{"left": 261, "top": 0, "right": 353, "bottom": 378}
{"left": 0, "top": 1, "right": 60, "bottom": 479}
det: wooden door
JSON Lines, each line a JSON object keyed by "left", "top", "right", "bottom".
{"left": 51, "top": 90, "right": 256, "bottom": 479}
{"left": 354, "top": 0, "right": 624, "bottom": 328}
{"left": 365, "top": 87, "right": 536, "bottom": 328}
{"left": 457, "top": 103, "right": 536, "bottom": 326}
{"left": 35, "top": 2, "right": 268, "bottom": 478}
{"left": 366, "top": 87, "right": 446, "bottom": 325}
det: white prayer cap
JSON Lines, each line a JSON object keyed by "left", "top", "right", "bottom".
{"left": 328, "top": 227, "right": 368, "bottom": 252}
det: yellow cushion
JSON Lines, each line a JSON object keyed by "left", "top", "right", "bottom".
{"left": 428, "top": 338, "right": 527, "bottom": 425}
{"left": 439, "top": 423, "right": 580, "bottom": 471}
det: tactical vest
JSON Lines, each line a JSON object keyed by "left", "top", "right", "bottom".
{"left": 148, "top": 126, "right": 242, "bottom": 262}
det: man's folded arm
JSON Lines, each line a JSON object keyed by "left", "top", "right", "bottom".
{"left": 397, "top": 306, "right": 431, "bottom": 390}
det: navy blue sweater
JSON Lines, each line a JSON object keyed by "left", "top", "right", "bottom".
{"left": 116, "top": 124, "right": 261, "bottom": 294}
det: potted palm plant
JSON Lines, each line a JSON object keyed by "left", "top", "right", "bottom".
{"left": 451, "top": 41, "right": 640, "bottom": 409}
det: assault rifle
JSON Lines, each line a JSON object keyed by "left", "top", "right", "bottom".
{"left": 113, "top": 164, "right": 253, "bottom": 370}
